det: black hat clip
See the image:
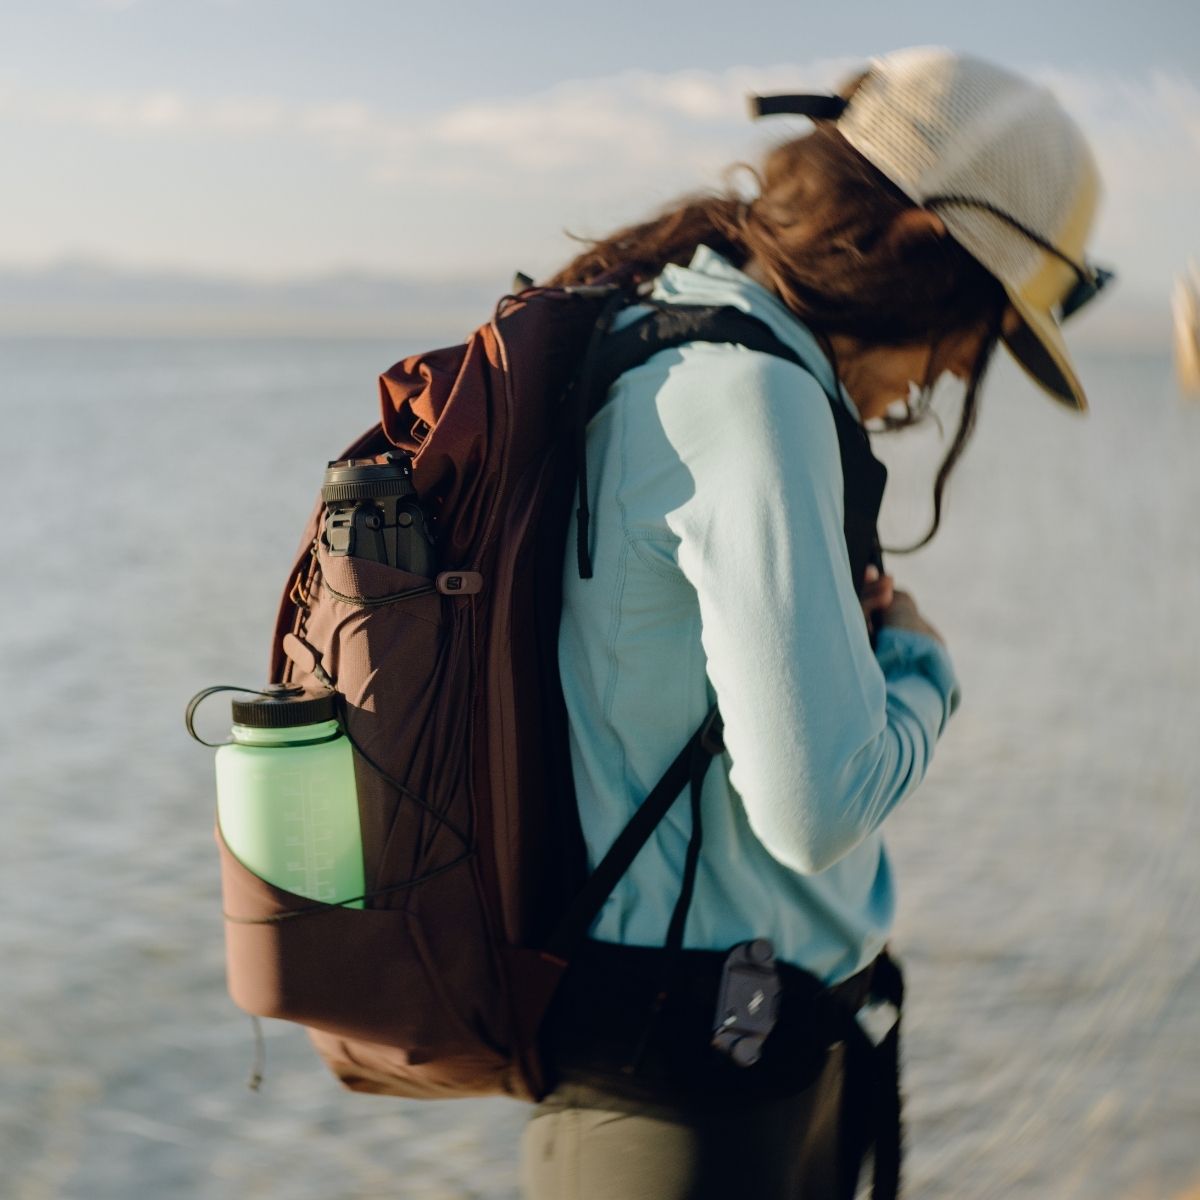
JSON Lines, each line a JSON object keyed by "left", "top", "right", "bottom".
{"left": 748, "top": 93, "right": 848, "bottom": 121}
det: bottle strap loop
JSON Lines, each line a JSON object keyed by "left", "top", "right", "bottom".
{"left": 184, "top": 685, "right": 286, "bottom": 748}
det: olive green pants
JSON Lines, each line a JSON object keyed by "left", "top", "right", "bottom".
{"left": 520, "top": 1046, "right": 849, "bottom": 1200}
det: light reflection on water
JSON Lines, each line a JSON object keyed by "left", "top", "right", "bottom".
{"left": 0, "top": 337, "right": 1196, "bottom": 1199}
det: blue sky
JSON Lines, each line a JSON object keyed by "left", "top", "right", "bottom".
{"left": 8, "top": 0, "right": 1198, "bottom": 99}
{"left": 3, "top": 0, "right": 1199, "bottom": 333}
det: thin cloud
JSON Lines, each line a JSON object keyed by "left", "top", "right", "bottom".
{"left": 0, "top": 86, "right": 285, "bottom": 134}
{"left": 9, "top": 60, "right": 1196, "bottom": 184}
{"left": 0, "top": 61, "right": 850, "bottom": 153}
{"left": 4, "top": 63, "right": 1197, "bottom": 303}
{"left": 300, "top": 101, "right": 375, "bottom": 136}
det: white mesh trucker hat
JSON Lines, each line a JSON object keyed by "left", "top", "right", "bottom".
{"left": 751, "top": 47, "right": 1112, "bottom": 410}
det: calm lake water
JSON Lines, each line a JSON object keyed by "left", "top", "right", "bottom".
{"left": 1, "top": 335, "right": 1197, "bottom": 1199}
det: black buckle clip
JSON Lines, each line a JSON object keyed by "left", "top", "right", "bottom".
{"left": 712, "top": 939, "right": 782, "bottom": 1067}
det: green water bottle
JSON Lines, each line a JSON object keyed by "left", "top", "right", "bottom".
{"left": 213, "top": 685, "right": 365, "bottom": 909}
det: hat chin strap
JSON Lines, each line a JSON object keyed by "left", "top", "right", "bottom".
{"left": 748, "top": 94, "right": 848, "bottom": 121}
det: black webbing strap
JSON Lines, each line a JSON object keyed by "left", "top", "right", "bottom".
{"left": 663, "top": 732, "right": 711, "bottom": 958}
{"left": 571, "top": 286, "right": 635, "bottom": 579}
{"left": 833, "top": 950, "right": 905, "bottom": 1200}
{"left": 749, "top": 93, "right": 849, "bottom": 121}
{"left": 543, "top": 707, "right": 724, "bottom": 964}
{"left": 870, "top": 954, "right": 905, "bottom": 1200}
{"left": 621, "top": 715, "right": 717, "bottom": 1074}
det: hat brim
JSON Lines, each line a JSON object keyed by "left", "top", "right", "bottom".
{"left": 1002, "top": 290, "right": 1088, "bottom": 412}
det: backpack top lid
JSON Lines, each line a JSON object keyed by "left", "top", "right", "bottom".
{"left": 377, "top": 287, "right": 622, "bottom": 571}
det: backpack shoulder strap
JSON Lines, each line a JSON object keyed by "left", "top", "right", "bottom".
{"left": 587, "top": 302, "right": 815, "bottom": 418}
{"left": 576, "top": 300, "right": 887, "bottom": 590}
{"left": 574, "top": 303, "right": 818, "bottom": 579}
{"left": 554, "top": 302, "right": 888, "bottom": 968}
{"left": 543, "top": 706, "right": 724, "bottom": 963}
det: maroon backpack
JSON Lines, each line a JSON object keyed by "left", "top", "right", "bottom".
{"left": 214, "top": 280, "right": 890, "bottom": 1107}
{"left": 217, "top": 281, "right": 728, "bottom": 1102}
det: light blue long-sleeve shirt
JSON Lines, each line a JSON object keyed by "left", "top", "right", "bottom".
{"left": 558, "top": 246, "right": 960, "bottom": 985}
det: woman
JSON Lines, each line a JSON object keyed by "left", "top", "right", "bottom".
{"left": 523, "top": 47, "right": 1109, "bottom": 1200}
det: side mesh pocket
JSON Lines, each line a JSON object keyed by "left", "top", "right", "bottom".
{"left": 217, "top": 828, "right": 492, "bottom": 1056}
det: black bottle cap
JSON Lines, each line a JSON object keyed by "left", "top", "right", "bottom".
{"left": 321, "top": 453, "right": 417, "bottom": 504}
{"left": 231, "top": 684, "right": 339, "bottom": 729}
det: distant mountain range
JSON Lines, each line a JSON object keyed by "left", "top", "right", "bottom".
{"left": 0, "top": 259, "right": 1171, "bottom": 350}
{"left": 0, "top": 259, "right": 508, "bottom": 339}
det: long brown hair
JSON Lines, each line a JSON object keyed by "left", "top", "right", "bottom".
{"left": 548, "top": 119, "right": 1008, "bottom": 549}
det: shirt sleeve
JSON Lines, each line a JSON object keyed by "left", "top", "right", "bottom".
{"left": 653, "top": 345, "right": 961, "bottom": 875}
